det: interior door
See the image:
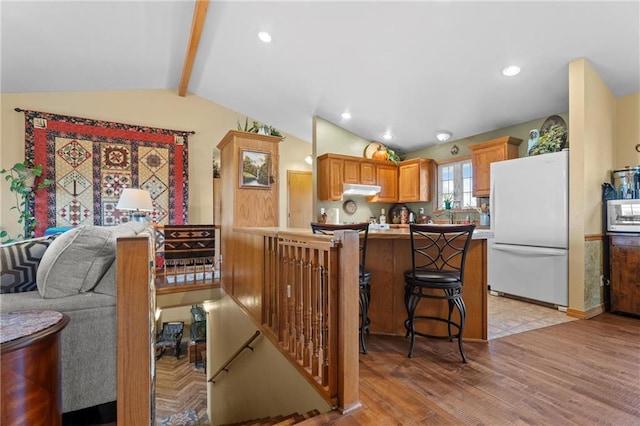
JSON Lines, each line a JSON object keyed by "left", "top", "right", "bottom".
{"left": 287, "top": 171, "right": 312, "bottom": 228}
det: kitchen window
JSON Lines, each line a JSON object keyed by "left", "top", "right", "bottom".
{"left": 437, "top": 159, "right": 476, "bottom": 209}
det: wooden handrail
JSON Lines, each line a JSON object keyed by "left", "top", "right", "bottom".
{"left": 208, "top": 330, "right": 261, "bottom": 383}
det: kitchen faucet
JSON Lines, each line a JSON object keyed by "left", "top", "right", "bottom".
{"left": 432, "top": 210, "right": 454, "bottom": 224}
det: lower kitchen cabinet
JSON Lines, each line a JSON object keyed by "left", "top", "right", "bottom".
{"left": 609, "top": 234, "right": 640, "bottom": 316}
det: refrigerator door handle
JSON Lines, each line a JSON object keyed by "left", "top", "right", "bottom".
{"left": 492, "top": 243, "right": 567, "bottom": 257}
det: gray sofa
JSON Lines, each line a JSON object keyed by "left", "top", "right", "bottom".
{"left": 0, "top": 221, "right": 148, "bottom": 413}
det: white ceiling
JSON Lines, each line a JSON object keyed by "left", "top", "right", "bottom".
{"left": 2, "top": 1, "right": 639, "bottom": 152}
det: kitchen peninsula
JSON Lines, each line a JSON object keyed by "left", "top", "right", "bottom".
{"left": 236, "top": 226, "right": 492, "bottom": 341}
{"left": 366, "top": 227, "right": 491, "bottom": 341}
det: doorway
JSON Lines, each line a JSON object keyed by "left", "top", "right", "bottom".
{"left": 287, "top": 170, "right": 312, "bottom": 228}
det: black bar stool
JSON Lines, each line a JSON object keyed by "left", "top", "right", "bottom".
{"left": 403, "top": 224, "right": 475, "bottom": 362}
{"left": 310, "top": 222, "right": 371, "bottom": 354}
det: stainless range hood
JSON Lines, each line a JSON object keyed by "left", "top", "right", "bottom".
{"left": 342, "top": 183, "right": 381, "bottom": 196}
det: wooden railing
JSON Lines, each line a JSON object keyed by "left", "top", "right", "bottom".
{"left": 114, "top": 227, "right": 360, "bottom": 424}
{"left": 230, "top": 228, "right": 360, "bottom": 413}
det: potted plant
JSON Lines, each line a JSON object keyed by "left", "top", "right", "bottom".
{"left": 237, "top": 117, "right": 285, "bottom": 138}
{"left": 528, "top": 124, "right": 567, "bottom": 156}
{"left": 443, "top": 193, "right": 454, "bottom": 210}
{"left": 1, "top": 161, "right": 53, "bottom": 242}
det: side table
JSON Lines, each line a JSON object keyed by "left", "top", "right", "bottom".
{"left": 188, "top": 340, "right": 207, "bottom": 366}
{"left": 1, "top": 310, "right": 70, "bottom": 426}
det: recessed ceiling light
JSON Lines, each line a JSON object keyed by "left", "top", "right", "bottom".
{"left": 258, "top": 31, "right": 272, "bottom": 43}
{"left": 382, "top": 132, "right": 393, "bottom": 141}
{"left": 341, "top": 111, "right": 351, "bottom": 120}
{"left": 435, "top": 130, "right": 452, "bottom": 142}
{"left": 502, "top": 65, "right": 520, "bottom": 77}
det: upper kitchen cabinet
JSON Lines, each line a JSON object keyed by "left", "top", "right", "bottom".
{"left": 368, "top": 162, "right": 398, "bottom": 203}
{"left": 318, "top": 154, "right": 344, "bottom": 201}
{"left": 318, "top": 153, "right": 392, "bottom": 201}
{"left": 343, "top": 158, "right": 360, "bottom": 184}
{"left": 398, "top": 158, "right": 433, "bottom": 202}
{"left": 468, "top": 136, "right": 522, "bottom": 197}
{"left": 360, "top": 161, "right": 376, "bottom": 185}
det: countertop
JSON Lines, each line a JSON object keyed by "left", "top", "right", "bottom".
{"left": 235, "top": 226, "right": 494, "bottom": 240}
{"left": 368, "top": 227, "right": 493, "bottom": 240}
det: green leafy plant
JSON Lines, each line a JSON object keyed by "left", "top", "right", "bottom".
{"left": 386, "top": 148, "right": 404, "bottom": 164}
{"left": 528, "top": 124, "right": 567, "bottom": 156}
{"left": 237, "top": 117, "right": 284, "bottom": 138}
{"left": 1, "top": 161, "right": 53, "bottom": 242}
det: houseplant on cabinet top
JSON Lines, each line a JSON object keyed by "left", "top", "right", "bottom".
{"left": 237, "top": 117, "right": 284, "bottom": 138}
{"left": 1, "top": 161, "right": 53, "bottom": 242}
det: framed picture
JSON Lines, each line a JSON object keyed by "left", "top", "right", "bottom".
{"left": 240, "top": 149, "right": 271, "bottom": 188}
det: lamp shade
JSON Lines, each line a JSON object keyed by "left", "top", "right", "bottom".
{"left": 116, "top": 188, "right": 153, "bottom": 212}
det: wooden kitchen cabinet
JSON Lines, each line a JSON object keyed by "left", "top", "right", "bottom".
{"left": 360, "top": 161, "right": 376, "bottom": 185}
{"left": 318, "top": 153, "right": 391, "bottom": 201}
{"left": 317, "top": 154, "right": 344, "bottom": 201}
{"left": 318, "top": 152, "right": 431, "bottom": 203}
{"left": 369, "top": 162, "right": 398, "bottom": 203}
{"left": 398, "top": 158, "right": 433, "bottom": 202}
{"left": 609, "top": 234, "right": 640, "bottom": 316}
{"left": 468, "top": 136, "right": 522, "bottom": 197}
{"left": 343, "top": 158, "right": 360, "bottom": 184}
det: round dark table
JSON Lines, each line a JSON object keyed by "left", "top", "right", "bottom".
{"left": 1, "top": 310, "right": 70, "bottom": 426}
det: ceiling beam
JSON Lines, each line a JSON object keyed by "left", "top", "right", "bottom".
{"left": 178, "top": 0, "right": 210, "bottom": 97}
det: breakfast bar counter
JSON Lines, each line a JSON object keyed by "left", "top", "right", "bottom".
{"left": 366, "top": 228, "right": 490, "bottom": 341}
{"left": 235, "top": 226, "right": 492, "bottom": 341}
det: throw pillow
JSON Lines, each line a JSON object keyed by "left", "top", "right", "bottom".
{"left": 0, "top": 234, "right": 60, "bottom": 294}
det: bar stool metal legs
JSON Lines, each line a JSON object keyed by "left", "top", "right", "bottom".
{"left": 404, "top": 284, "right": 467, "bottom": 362}
{"left": 359, "top": 281, "right": 371, "bottom": 354}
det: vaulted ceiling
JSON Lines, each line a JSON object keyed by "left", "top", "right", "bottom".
{"left": 2, "top": 1, "right": 639, "bottom": 152}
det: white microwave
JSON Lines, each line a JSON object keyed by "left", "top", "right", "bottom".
{"left": 607, "top": 199, "right": 640, "bottom": 232}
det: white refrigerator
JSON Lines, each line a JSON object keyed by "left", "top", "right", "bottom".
{"left": 488, "top": 150, "right": 568, "bottom": 306}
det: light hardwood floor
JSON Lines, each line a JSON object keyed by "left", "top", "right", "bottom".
{"left": 307, "top": 312, "right": 640, "bottom": 425}
{"left": 152, "top": 312, "right": 639, "bottom": 425}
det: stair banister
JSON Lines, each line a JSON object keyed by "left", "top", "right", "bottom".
{"left": 208, "top": 330, "right": 261, "bottom": 383}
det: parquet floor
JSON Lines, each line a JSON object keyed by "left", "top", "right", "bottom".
{"left": 155, "top": 346, "right": 209, "bottom": 424}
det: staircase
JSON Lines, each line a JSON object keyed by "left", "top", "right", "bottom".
{"left": 222, "top": 410, "right": 321, "bottom": 426}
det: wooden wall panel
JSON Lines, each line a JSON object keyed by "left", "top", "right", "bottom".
{"left": 217, "top": 131, "right": 282, "bottom": 302}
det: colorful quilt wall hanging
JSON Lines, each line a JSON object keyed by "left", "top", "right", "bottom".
{"left": 18, "top": 109, "right": 192, "bottom": 236}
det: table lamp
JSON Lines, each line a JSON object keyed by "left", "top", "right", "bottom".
{"left": 116, "top": 188, "right": 153, "bottom": 223}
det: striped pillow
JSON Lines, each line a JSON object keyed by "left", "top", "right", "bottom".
{"left": 0, "top": 234, "right": 60, "bottom": 293}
